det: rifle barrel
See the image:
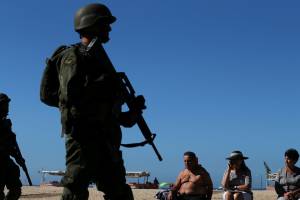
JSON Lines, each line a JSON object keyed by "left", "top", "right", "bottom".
{"left": 137, "top": 116, "right": 163, "bottom": 161}
{"left": 22, "top": 165, "right": 33, "bottom": 186}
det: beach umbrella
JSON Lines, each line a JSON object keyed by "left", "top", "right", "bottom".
{"left": 159, "top": 182, "right": 171, "bottom": 189}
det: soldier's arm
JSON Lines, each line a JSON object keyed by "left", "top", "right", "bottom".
{"left": 3, "top": 120, "right": 21, "bottom": 159}
{"left": 118, "top": 111, "right": 141, "bottom": 127}
{"left": 7, "top": 135, "right": 26, "bottom": 167}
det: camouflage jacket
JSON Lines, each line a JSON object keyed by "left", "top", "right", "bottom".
{"left": 53, "top": 44, "right": 124, "bottom": 134}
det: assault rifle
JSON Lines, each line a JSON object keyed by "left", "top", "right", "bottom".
{"left": 87, "top": 37, "right": 163, "bottom": 161}
{"left": 14, "top": 141, "right": 33, "bottom": 186}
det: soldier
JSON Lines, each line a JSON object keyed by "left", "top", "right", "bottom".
{"left": 40, "top": 3, "right": 145, "bottom": 200}
{"left": 0, "top": 93, "right": 23, "bottom": 200}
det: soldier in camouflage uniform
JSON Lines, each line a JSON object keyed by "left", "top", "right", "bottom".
{"left": 0, "top": 93, "right": 23, "bottom": 200}
{"left": 40, "top": 3, "right": 145, "bottom": 200}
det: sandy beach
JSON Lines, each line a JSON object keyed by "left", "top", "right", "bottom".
{"left": 14, "top": 186, "right": 277, "bottom": 199}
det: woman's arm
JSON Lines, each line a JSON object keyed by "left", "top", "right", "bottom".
{"left": 221, "top": 164, "right": 232, "bottom": 189}
{"left": 236, "top": 170, "right": 252, "bottom": 191}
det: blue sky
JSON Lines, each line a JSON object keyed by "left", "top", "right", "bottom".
{"left": 0, "top": 1, "right": 299, "bottom": 188}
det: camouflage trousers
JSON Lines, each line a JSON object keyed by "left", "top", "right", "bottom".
{"left": 61, "top": 133, "right": 133, "bottom": 200}
{"left": 0, "top": 158, "right": 22, "bottom": 200}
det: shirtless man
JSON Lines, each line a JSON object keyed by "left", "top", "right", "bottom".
{"left": 168, "top": 151, "right": 213, "bottom": 200}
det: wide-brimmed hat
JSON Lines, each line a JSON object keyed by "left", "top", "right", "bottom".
{"left": 226, "top": 151, "right": 248, "bottom": 160}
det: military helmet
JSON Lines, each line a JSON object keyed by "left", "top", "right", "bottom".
{"left": 74, "top": 3, "right": 116, "bottom": 33}
{"left": 0, "top": 93, "right": 10, "bottom": 104}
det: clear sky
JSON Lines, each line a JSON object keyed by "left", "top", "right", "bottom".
{"left": 0, "top": 0, "right": 299, "bottom": 188}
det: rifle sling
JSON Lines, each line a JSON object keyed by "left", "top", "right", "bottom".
{"left": 121, "top": 134, "right": 156, "bottom": 148}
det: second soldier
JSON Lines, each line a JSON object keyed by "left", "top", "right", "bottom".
{"left": 0, "top": 93, "right": 23, "bottom": 200}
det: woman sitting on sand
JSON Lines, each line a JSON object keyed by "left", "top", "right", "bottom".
{"left": 275, "top": 148, "right": 300, "bottom": 200}
{"left": 221, "top": 150, "right": 252, "bottom": 200}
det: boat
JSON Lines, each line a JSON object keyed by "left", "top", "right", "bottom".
{"left": 126, "top": 171, "right": 158, "bottom": 189}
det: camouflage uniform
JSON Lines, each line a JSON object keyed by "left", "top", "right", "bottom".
{"left": 56, "top": 43, "right": 134, "bottom": 200}
{"left": 0, "top": 94, "right": 22, "bottom": 200}
{"left": 42, "top": 4, "right": 139, "bottom": 199}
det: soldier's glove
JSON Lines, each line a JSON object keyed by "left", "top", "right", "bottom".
{"left": 119, "top": 96, "right": 146, "bottom": 127}
{"left": 130, "top": 95, "right": 146, "bottom": 113}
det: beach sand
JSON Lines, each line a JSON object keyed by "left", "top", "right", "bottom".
{"left": 15, "top": 186, "right": 277, "bottom": 199}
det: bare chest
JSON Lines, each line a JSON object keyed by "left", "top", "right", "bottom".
{"left": 180, "top": 170, "right": 205, "bottom": 184}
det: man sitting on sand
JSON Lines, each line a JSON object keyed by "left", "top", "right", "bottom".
{"left": 168, "top": 151, "right": 213, "bottom": 200}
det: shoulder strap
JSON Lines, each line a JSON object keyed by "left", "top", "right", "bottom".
{"left": 49, "top": 45, "right": 69, "bottom": 61}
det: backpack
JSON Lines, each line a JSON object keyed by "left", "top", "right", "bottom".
{"left": 40, "top": 46, "right": 68, "bottom": 107}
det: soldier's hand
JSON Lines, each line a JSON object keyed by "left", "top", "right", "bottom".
{"left": 119, "top": 96, "right": 146, "bottom": 127}
{"left": 131, "top": 95, "right": 146, "bottom": 112}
